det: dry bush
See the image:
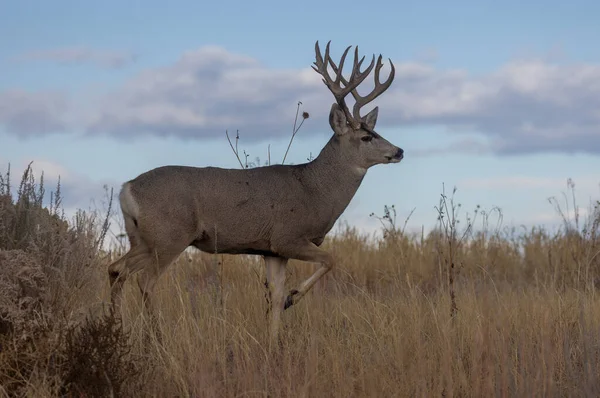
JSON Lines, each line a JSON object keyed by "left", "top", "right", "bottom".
{"left": 0, "top": 250, "right": 49, "bottom": 336}
{"left": 59, "top": 309, "right": 142, "bottom": 397}
{"left": 0, "top": 249, "right": 60, "bottom": 396}
{"left": 0, "top": 163, "right": 141, "bottom": 397}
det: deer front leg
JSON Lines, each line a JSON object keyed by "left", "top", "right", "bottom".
{"left": 274, "top": 241, "right": 334, "bottom": 310}
{"left": 264, "top": 256, "right": 288, "bottom": 345}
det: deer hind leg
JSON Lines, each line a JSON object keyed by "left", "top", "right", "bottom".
{"left": 132, "top": 251, "right": 181, "bottom": 345}
{"left": 273, "top": 241, "right": 334, "bottom": 310}
{"left": 108, "top": 212, "right": 145, "bottom": 308}
{"left": 264, "top": 256, "right": 288, "bottom": 345}
{"left": 136, "top": 250, "right": 181, "bottom": 314}
{"left": 109, "top": 245, "right": 158, "bottom": 310}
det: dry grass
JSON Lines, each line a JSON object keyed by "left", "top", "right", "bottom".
{"left": 1, "top": 163, "right": 600, "bottom": 397}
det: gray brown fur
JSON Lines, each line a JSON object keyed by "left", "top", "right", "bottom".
{"left": 107, "top": 41, "right": 404, "bottom": 343}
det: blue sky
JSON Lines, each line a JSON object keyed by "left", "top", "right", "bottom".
{"left": 2, "top": 0, "right": 600, "bottom": 239}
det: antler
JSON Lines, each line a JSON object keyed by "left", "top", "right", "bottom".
{"left": 312, "top": 41, "right": 375, "bottom": 127}
{"left": 312, "top": 41, "right": 395, "bottom": 127}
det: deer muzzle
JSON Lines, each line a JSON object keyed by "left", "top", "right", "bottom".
{"left": 387, "top": 147, "right": 404, "bottom": 163}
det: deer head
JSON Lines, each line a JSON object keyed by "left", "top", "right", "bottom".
{"left": 313, "top": 41, "right": 403, "bottom": 169}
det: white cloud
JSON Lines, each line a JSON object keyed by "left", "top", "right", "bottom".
{"left": 3, "top": 44, "right": 600, "bottom": 155}
{"left": 87, "top": 46, "right": 600, "bottom": 155}
{"left": 87, "top": 46, "right": 325, "bottom": 140}
{"left": 0, "top": 90, "right": 69, "bottom": 137}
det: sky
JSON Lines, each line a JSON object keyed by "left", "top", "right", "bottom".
{"left": 2, "top": 0, "right": 600, "bottom": 242}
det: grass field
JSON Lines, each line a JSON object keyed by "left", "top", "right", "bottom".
{"left": 1, "top": 164, "right": 600, "bottom": 397}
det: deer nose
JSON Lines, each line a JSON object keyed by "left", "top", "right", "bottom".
{"left": 394, "top": 147, "right": 404, "bottom": 160}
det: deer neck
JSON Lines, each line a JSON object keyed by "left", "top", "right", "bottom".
{"left": 304, "top": 135, "right": 366, "bottom": 212}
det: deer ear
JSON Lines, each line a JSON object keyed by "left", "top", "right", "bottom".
{"left": 329, "top": 103, "right": 348, "bottom": 136}
{"left": 361, "top": 106, "right": 378, "bottom": 130}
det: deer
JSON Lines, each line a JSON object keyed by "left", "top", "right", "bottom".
{"left": 107, "top": 40, "right": 403, "bottom": 343}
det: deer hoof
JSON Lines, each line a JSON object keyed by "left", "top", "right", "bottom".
{"left": 284, "top": 290, "right": 299, "bottom": 310}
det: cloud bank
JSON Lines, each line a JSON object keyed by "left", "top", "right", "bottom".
{"left": 3, "top": 45, "right": 600, "bottom": 155}
{"left": 0, "top": 90, "right": 69, "bottom": 137}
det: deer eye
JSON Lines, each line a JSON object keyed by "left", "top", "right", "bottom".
{"left": 361, "top": 135, "right": 373, "bottom": 142}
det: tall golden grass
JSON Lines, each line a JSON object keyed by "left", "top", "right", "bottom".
{"left": 1, "top": 163, "right": 599, "bottom": 397}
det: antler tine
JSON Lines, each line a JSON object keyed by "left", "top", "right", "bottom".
{"left": 313, "top": 41, "right": 324, "bottom": 72}
{"left": 351, "top": 55, "right": 395, "bottom": 121}
{"left": 333, "top": 45, "right": 352, "bottom": 86}
{"left": 311, "top": 41, "right": 327, "bottom": 86}
{"left": 348, "top": 46, "right": 375, "bottom": 88}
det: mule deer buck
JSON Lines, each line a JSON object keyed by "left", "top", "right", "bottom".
{"left": 107, "top": 41, "right": 403, "bottom": 342}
